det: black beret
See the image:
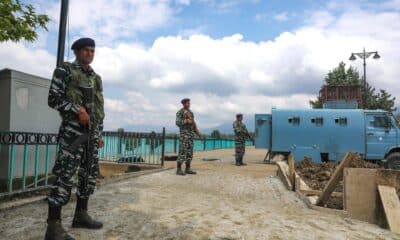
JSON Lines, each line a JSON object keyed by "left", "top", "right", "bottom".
{"left": 181, "top": 98, "right": 190, "bottom": 104}
{"left": 71, "top": 37, "right": 95, "bottom": 50}
{"left": 236, "top": 113, "right": 243, "bottom": 118}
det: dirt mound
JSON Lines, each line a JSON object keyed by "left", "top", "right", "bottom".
{"left": 348, "top": 155, "right": 381, "bottom": 169}
{"left": 296, "top": 156, "right": 381, "bottom": 191}
{"left": 295, "top": 157, "right": 338, "bottom": 191}
{"left": 295, "top": 156, "right": 383, "bottom": 209}
{"left": 297, "top": 157, "right": 314, "bottom": 169}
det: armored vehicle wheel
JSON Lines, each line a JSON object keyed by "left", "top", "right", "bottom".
{"left": 386, "top": 152, "right": 400, "bottom": 170}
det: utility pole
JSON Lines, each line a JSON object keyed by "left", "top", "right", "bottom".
{"left": 56, "top": 0, "right": 69, "bottom": 67}
{"left": 349, "top": 48, "right": 380, "bottom": 109}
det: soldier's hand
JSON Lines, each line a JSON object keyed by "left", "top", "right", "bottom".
{"left": 99, "top": 138, "right": 104, "bottom": 148}
{"left": 185, "top": 119, "right": 193, "bottom": 125}
{"left": 79, "top": 107, "right": 91, "bottom": 126}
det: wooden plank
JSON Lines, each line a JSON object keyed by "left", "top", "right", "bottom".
{"left": 276, "top": 161, "right": 293, "bottom": 191}
{"left": 316, "top": 152, "right": 357, "bottom": 206}
{"left": 378, "top": 185, "right": 400, "bottom": 234}
{"left": 300, "top": 189, "right": 343, "bottom": 198}
{"left": 295, "top": 175, "right": 301, "bottom": 193}
{"left": 288, "top": 154, "right": 295, "bottom": 191}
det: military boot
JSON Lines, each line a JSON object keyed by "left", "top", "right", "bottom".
{"left": 72, "top": 198, "right": 103, "bottom": 229}
{"left": 45, "top": 206, "right": 75, "bottom": 240}
{"left": 176, "top": 162, "right": 185, "bottom": 176}
{"left": 185, "top": 163, "right": 197, "bottom": 174}
{"left": 239, "top": 157, "right": 247, "bottom": 166}
{"left": 235, "top": 156, "right": 241, "bottom": 166}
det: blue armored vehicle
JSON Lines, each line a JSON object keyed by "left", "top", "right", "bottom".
{"left": 255, "top": 108, "right": 400, "bottom": 169}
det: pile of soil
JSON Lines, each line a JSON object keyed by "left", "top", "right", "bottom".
{"left": 296, "top": 157, "right": 340, "bottom": 191}
{"left": 295, "top": 156, "right": 382, "bottom": 209}
{"left": 347, "top": 155, "right": 382, "bottom": 169}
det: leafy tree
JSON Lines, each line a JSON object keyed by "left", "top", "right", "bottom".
{"left": 0, "top": 0, "right": 50, "bottom": 42}
{"left": 310, "top": 62, "right": 396, "bottom": 112}
{"left": 211, "top": 130, "right": 221, "bottom": 139}
{"left": 396, "top": 114, "right": 400, "bottom": 125}
{"left": 324, "top": 62, "right": 361, "bottom": 86}
{"left": 309, "top": 97, "right": 323, "bottom": 109}
{"left": 375, "top": 89, "right": 397, "bottom": 112}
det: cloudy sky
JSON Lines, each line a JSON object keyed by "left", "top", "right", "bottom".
{"left": 1, "top": 0, "right": 399, "bottom": 132}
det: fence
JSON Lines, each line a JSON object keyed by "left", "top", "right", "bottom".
{"left": 100, "top": 130, "right": 166, "bottom": 165}
{"left": 163, "top": 135, "right": 253, "bottom": 153}
{"left": 0, "top": 132, "right": 59, "bottom": 197}
{"left": 0, "top": 129, "right": 253, "bottom": 196}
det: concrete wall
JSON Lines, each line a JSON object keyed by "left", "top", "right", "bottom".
{"left": 9, "top": 70, "right": 60, "bottom": 132}
{"left": 0, "top": 69, "right": 61, "bottom": 180}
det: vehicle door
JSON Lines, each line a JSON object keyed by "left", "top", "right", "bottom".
{"left": 365, "top": 113, "right": 398, "bottom": 160}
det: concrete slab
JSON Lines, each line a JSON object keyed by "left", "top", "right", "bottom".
{"left": 344, "top": 168, "right": 400, "bottom": 227}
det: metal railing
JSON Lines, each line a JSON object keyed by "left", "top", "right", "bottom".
{"left": 0, "top": 129, "right": 253, "bottom": 196}
{"left": 0, "top": 132, "right": 59, "bottom": 197}
{"left": 99, "top": 129, "right": 166, "bottom": 165}
{"left": 163, "top": 135, "right": 253, "bottom": 154}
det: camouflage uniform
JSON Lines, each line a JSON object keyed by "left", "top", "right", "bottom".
{"left": 176, "top": 108, "right": 195, "bottom": 164}
{"left": 233, "top": 120, "right": 249, "bottom": 165}
{"left": 48, "top": 61, "right": 105, "bottom": 207}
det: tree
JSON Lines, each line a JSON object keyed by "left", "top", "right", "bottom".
{"left": 0, "top": 0, "right": 50, "bottom": 42}
{"left": 396, "top": 113, "right": 400, "bottom": 125}
{"left": 375, "top": 89, "right": 397, "bottom": 112}
{"left": 211, "top": 130, "right": 221, "bottom": 139}
{"left": 310, "top": 62, "right": 396, "bottom": 112}
{"left": 324, "top": 62, "right": 362, "bottom": 86}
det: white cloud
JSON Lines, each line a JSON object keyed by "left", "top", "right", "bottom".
{"left": 199, "top": 0, "right": 260, "bottom": 13}
{"left": 45, "top": 0, "right": 189, "bottom": 44}
{"left": 273, "top": 11, "right": 290, "bottom": 22}
{"left": 0, "top": 42, "right": 54, "bottom": 77}
{"left": 150, "top": 71, "right": 185, "bottom": 88}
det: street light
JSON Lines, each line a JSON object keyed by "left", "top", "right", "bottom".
{"left": 349, "top": 48, "right": 380, "bottom": 108}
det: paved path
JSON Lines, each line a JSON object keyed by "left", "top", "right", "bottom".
{"left": 0, "top": 148, "right": 399, "bottom": 240}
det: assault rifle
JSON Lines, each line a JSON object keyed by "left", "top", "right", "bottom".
{"left": 67, "top": 86, "right": 95, "bottom": 187}
{"left": 183, "top": 110, "right": 201, "bottom": 137}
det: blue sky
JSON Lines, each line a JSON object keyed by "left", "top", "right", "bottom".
{"left": 31, "top": 0, "right": 384, "bottom": 53}
{"left": 2, "top": 0, "right": 400, "bottom": 132}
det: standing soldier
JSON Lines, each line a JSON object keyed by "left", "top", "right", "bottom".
{"left": 176, "top": 98, "right": 201, "bottom": 175}
{"left": 45, "top": 38, "right": 105, "bottom": 240}
{"left": 233, "top": 114, "right": 251, "bottom": 166}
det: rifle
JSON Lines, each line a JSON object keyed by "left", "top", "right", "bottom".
{"left": 244, "top": 128, "right": 254, "bottom": 142}
{"left": 67, "top": 86, "right": 95, "bottom": 188}
{"left": 183, "top": 110, "right": 201, "bottom": 137}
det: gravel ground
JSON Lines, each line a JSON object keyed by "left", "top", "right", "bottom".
{"left": 0, "top": 148, "right": 399, "bottom": 240}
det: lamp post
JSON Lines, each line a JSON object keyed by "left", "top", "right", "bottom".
{"left": 349, "top": 48, "right": 380, "bottom": 109}
{"left": 56, "top": 0, "right": 69, "bottom": 67}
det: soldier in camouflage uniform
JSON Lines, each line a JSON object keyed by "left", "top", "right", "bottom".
{"left": 233, "top": 114, "right": 251, "bottom": 166}
{"left": 176, "top": 98, "right": 201, "bottom": 175}
{"left": 45, "top": 38, "right": 104, "bottom": 240}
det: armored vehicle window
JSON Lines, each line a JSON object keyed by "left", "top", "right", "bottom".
{"left": 389, "top": 113, "right": 400, "bottom": 128}
{"left": 335, "top": 117, "right": 347, "bottom": 125}
{"left": 372, "top": 116, "right": 391, "bottom": 128}
{"left": 311, "top": 117, "right": 323, "bottom": 126}
{"left": 288, "top": 116, "right": 300, "bottom": 125}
